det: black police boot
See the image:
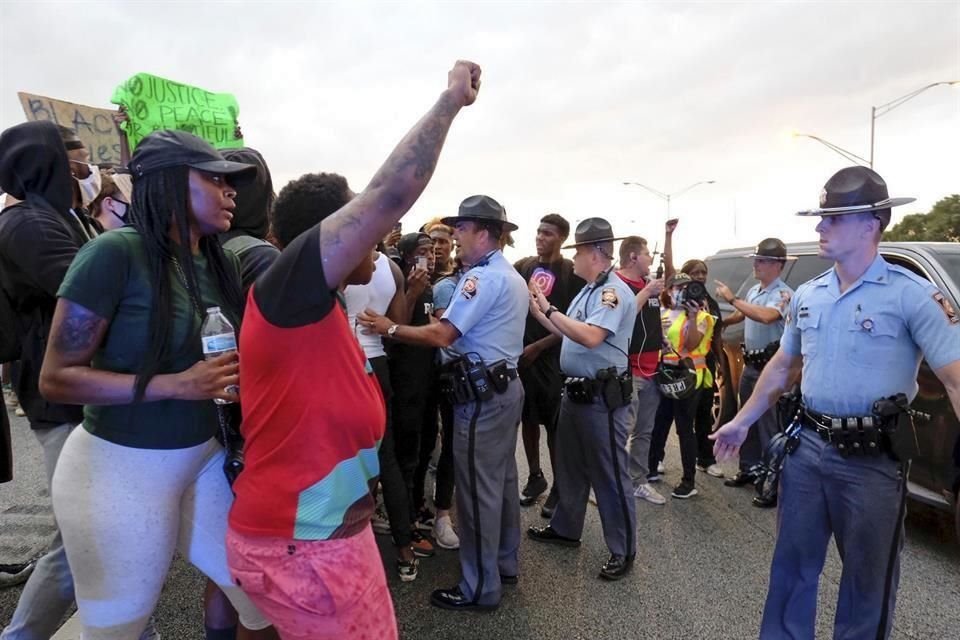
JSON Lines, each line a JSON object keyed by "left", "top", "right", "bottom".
{"left": 724, "top": 471, "right": 757, "bottom": 487}
{"left": 430, "top": 586, "right": 498, "bottom": 611}
{"left": 520, "top": 470, "right": 548, "bottom": 506}
{"left": 599, "top": 553, "right": 635, "bottom": 581}
{"left": 527, "top": 525, "right": 581, "bottom": 547}
{"left": 752, "top": 494, "right": 778, "bottom": 509}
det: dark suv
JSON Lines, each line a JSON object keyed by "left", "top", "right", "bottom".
{"left": 705, "top": 241, "right": 960, "bottom": 539}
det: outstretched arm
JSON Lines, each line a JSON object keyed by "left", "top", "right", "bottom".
{"left": 319, "top": 61, "right": 481, "bottom": 289}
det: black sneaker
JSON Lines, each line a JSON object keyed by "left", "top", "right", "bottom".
{"left": 414, "top": 507, "right": 435, "bottom": 532}
{"left": 724, "top": 471, "right": 757, "bottom": 488}
{"left": 520, "top": 471, "right": 548, "bottom": 506}
{"left": 671, "top": 482, "right": 698, "bottom": 499}
{"left": 540, "top": 486, "right": 559, "bottom": 518}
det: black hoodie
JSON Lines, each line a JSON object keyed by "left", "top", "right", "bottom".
{"left": 0, "top": 120, "right": 87, "bottom": 428}
{"left": 217, "top": 147, "right": 279, "bottom": 291}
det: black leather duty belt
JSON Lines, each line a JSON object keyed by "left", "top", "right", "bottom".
{"left": 801, "top": 408, "right": 892, "bottom": 456}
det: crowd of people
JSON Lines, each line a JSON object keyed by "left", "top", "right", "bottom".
{"left": 1, "top": 59, "right": 959, "bottom": 640}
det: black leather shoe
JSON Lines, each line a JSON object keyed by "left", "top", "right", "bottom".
{"left": 752, "top": 494, "right": 778, "bottom": 509}
{"left": 430, "top": 586, "right": 498, "bottom": 611}
{"left": 527, "top": 525, "right": 581, "bottom": 547}
{"left": 724, "top": 472, "right": 757, "bottom": 487}
{"left": 599, "top": 553, "right": 635, "bottom": 580}
{"left": 500, "top": 574, "right": 518, "bottom": 585}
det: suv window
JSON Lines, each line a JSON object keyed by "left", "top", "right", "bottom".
{"left": 783, "top": 254, "right": 833, "bottom": 290}
{"left": 707, "top": 256, "right": 754, "bottom": 296}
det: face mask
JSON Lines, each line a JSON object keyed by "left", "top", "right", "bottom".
{"left": 108, "top": 198, "right": 129, "bottom": 221}
{"left": 75, "top": 164, "right": 102, "bottom": 207}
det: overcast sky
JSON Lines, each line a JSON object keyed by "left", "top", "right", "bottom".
{"left": 2, "top": 1, "right": 957, "bottom": 263}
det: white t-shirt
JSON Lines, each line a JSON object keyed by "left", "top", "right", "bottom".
{"left": 344, "top": 252, "right": 397, "bottom": 359}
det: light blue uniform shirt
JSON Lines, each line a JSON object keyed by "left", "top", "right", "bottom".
{"left": 433, "top": 275, "right": 458, "bottom": 311}
{"left": 744, "top": 277, "right": 794, "bottom": 351}
{"left": 442, "top": 251, "right": 528, "bottom": 367}
{"left": 781, "top": 254, "right": 960, "bottom": 416}
{"left": 559, "top": 272, "right": 637, "bottom": 378}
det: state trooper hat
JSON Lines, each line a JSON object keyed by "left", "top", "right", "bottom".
{"left": 441, "top": 194, "right": 518, "bottom": 232}
{"left": 796, "top": 166, "right": 914, "bottom": 218}
{"left": 130, "top": 129, "right": 257, "bottom": 184}
{"left": 561, "top": 217, "right": 627, "bottom": 249}
{"left": 745, "top": 238, "right": 797, "bottom": 261}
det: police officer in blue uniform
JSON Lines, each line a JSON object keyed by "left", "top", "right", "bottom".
{"left": 526, "top": 218, "right": 639, "bottom": 580}
{"left": 712, "top": 167, "right": 960, "bottom": 639}
{"left": 715, "top": 238, "right": 795, "bottom": 507}
{"left": 360, "top": 194, "right": 528, "bottom": 611}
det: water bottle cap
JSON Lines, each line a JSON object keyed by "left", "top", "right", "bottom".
{"left": 206, "top": 306, "right": 220, "bottom": 314}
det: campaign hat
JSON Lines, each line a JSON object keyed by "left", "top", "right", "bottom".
{"left": 796, "top": 166, "right": 914, "bottom": 217}
{"left": 441, "top": 195, "right": 518, "bottom": 232}
{"left": 745, "top": 237, "right": 797, "bottom": 261}
{"left": 561, "top": 217, "right": 627, "bottom": 249}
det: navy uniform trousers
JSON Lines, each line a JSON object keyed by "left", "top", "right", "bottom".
{"left": 761, "top": 428, "right": 906, "bottom": 640}
{"left": 550, "top": 396, "right": 637, "bottom": 557}
{"left": 452, "top": 378, "right": 524, "bottom": 606}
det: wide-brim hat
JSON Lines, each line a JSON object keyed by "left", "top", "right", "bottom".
{"left": 745, "top": 237, "right": 797, "bottom": 261}
{"left": 441, "top": 194, "right": 518, "bottom": 232}
{"left": 561, "top": 217, "right": 628, "bottom": 249}
{"left": 796, "top": 166, "right": 915, "bottom": 217}
{"left": 130, "top": 129, "right": 257, "bottom": 185}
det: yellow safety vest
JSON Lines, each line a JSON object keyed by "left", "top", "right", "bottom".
{"left": 661, "top": 310, "right": 715, "bottom": 389}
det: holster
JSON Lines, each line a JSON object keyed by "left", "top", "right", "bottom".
{"left": 597, "top": 367, "right": 633, "bottom": 410}
{"left": 439, "top": 358, "right": 476, "bottom": 405}
{"left": 564, "top": 377, "right": 597, "bottom": 404}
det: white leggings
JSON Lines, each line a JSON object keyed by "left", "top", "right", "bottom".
{"left": 51, "top": 426, "right": 270, "bottom": 639}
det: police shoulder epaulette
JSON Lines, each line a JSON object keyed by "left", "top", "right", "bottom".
{"left": 886, "top": 263, "right": 931, "bottom": 288}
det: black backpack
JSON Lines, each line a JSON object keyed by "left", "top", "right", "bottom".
{"left": 0, "top": 268, "right": 24, "bottom": 362}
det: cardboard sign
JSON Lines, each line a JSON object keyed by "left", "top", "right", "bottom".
{"left": 111, "top": 73, "right": 243, "bottom": 151}
{"left": 17, "top": 92, "right": 125, "bottom": 166}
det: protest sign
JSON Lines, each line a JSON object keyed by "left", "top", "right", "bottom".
{"left": 17, "top": 92, "right": 125, "bottom": 166}
{"left": 111, "top": 73, "right": 243, "bottom": 151}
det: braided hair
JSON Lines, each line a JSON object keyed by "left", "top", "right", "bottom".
{"left": 128, "top": 166, "right": 244, "bottom": 402}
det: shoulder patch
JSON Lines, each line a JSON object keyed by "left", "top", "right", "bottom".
{"left": 600, "top": 287, "right": 619, "bottom": 309}
{"left": 932, "top": 291, "right": 959, "bottom": 325}
{"left": 461, "top": 275, "right": 479, "bottom": 300}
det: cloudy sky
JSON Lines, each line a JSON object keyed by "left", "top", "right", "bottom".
{"left": 2, "top": 1, "right": 957, "bottom": 263}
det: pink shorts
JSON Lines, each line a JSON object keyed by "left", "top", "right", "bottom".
{"left": 226, "top": 525, "right": 398, "bottom": 640}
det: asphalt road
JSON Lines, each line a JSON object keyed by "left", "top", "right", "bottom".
{"left": 2, "top": 406, "right": 959, "bottom": 639}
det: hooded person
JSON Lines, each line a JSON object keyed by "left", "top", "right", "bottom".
{"left": 0, "top": 121, "right": 150, "bottom": 638}
{"left": 217, "top": 147, "right": 280, "bottom": 292}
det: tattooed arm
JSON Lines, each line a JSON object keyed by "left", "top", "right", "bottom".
{"left": 40, "top": 299, "right": 240, "bottom": 405}
{"left": 319, "top": 60, "right": 481, "bottom": 290}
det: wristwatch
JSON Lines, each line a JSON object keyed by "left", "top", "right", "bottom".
{"left": 545, "top": 305, "right": 559, "bottom": 319}
{"left": 387, "top": 324, "right": 399, "bottom": 337}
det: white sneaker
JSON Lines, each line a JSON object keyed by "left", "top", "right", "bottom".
{"left": 657, "top": 461, "right": 666, "bottom": 474}
{"left": 704, "top": 463, "right": 725, "bottom": 478}
{"left": 432, "top": 515, "right": 460, "bottom": 550}
{"left": 371, "top": 506, "right": 391, "bottom": 535}
{"left": 634, "top": 483, "right": 667, "bottom": 505}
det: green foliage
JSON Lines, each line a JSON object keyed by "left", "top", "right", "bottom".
{"left": 884, "top": 195, "right": 960, "bottom": 242}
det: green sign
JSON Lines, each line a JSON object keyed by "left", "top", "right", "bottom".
{"left": 111, "top": 73, "right": 243, "bottom": 151}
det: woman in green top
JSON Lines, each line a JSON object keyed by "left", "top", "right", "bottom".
{"left": 39, "top": 130, "right": 276, "bottom": 639}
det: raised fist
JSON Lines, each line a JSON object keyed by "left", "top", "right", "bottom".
{"left": 448, "top": 60, "right": 482, "bottom": 107}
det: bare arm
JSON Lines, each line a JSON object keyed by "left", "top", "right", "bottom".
{"left": 529, "top": 285, "right": 606, "bottom": 347}
{"left": 682, "top": 307, "right": 703, "bottom": 351}
{"left": 722, "top": 310, "right": 745, "bottom": 327}
{"left": 384, "top": 258, "right": 407, "bottom": 323}
{"left": 358, "top": 310, "right": 461, "bottom": 348}
{"left": 711, "top": 348, "right": 802, "bottom": 460}
{"left": 934, "top": 360, "right": 960, "bottom": 422}
{"left": 318, "top": 61, "right": 481, "bottom": 290}
{"left": 39, "top": 299, "right": 239, "bottom": 405}
{"left": 663, "top": 221, "right": 676, "bottom": 284}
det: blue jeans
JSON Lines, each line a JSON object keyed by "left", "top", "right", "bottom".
{"left": 760, "top": 428, "right": 905, "bottom": 639}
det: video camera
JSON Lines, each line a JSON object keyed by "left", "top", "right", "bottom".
{"left": 675, "top": 280, "right": 708, "bottom": 307}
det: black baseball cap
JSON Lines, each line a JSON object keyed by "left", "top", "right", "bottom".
{"left": 130, "top": 129, "right": 257, "bottom": 184}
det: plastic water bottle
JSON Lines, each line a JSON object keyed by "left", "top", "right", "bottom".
{"left": 200, "top": 306, "right": 238, "bottom": 405}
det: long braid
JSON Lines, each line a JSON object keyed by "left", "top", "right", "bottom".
{"left": 128, "top": 166, "right": 244, "bottom": 401}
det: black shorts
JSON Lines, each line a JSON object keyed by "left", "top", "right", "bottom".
{"left": 519, "top": 360, "right": 562, "bottom": 431}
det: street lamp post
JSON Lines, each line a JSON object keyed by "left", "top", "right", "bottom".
{"left": 869, "top": 81, "right": 959, "bottom": 167}
{"left": 622, "top": 180, "right": 716, "bottom": 217}
{"left": 791, "top": 132, "right": 869, "bottom": 167}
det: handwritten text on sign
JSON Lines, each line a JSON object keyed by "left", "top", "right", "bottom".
{"left": 17, "top": 92, "right": 123, "bottom": 166}
{"left": 111, "top": 73, "right": 243, "bottom": 150}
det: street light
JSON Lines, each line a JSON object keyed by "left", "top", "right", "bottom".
{"left": 791, "top": 132, "right": 870, "bottom": 167}
{"left": 870, "top": 81, "right": 960, "bottom": 167}
{"left": 622, "top": 179, "right": 716, "bottom": 217}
